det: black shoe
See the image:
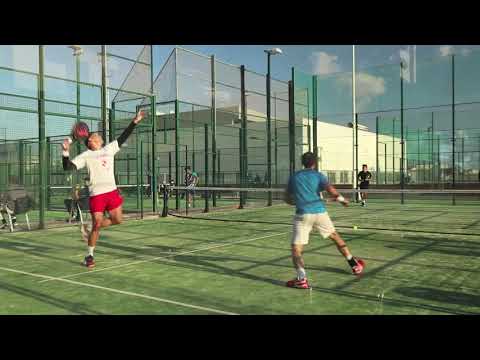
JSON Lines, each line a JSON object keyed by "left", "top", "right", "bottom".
{"left": 83, "top": 255, "right": 95, "bottom": 268}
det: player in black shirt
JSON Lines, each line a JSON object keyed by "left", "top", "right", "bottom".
{"left": 357, "top": 164, "right": 372, "bottom": 207}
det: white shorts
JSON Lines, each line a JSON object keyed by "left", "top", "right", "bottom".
{"left": 291, "top": 212, "right": 336, "bottom": 245}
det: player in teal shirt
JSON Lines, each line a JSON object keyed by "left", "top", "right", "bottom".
{"left": 284, "top": 152, "right": 365, "bottom": 289}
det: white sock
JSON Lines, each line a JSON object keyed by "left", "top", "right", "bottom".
{"left": 297, "top": 267, "right": 306, "bottom": 280}
{"left": 346, "top": 254, "right": 353, "bottom": 260}
{"left": 88, "top": 246, "right": 95, "bottom": 257}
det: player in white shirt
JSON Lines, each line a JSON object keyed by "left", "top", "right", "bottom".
{"left": 62, "top": 111, "right": 145, "bottom": 268}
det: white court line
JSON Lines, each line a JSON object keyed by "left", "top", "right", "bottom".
{"left": 38, "top": 231, "right": 290, "bottom": 284}
{"left": 0, "top": 266, "right": 237, "bottom": 315}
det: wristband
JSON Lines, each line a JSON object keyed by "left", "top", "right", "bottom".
{"left": 63, "top": 150, "right": 70, "bottom": 157}
{"left": 337, "top": 195, "right": 345, "bottom": 203}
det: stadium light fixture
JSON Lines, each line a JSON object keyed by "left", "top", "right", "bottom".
{"left": 264, "top": 48, "right": 283, "bottom": 55}
{"left": 68, "top": 45, "right": 84, "bottom": 56}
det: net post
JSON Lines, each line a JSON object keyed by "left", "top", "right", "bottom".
{"left": 204, "top": 123, "right": 209, "bottom": 213}
{"left": 38, "top": 45, "right": 47, "bottom": 229}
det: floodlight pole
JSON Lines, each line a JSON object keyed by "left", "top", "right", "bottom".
{"left": 266, "top": 52, "right": 273, "bottom": 206}
{"left": 74, "top": 47, "right": 82, "bottom": 187}
{"left": 400, "top": 61, "right": 405, "bottom": 204}
{"left": 211, "top": 55, "right": 217, "bottom": 207}
{"left": 101, "top": 45, "right": 108, "bottom": 143}
{"left": 376, "top": 116, "right": 379, "bottom": 184}
{"left": 452, "top": 54, "right": 456, "bottom": 205}
{"left": 312, "top": 76, "right": 318, "bottom": 170}
{"left": 352, "top": 45, "right": 357, "bottom": 195}
{"left": 451, "top": 54, "right": 456, "bottom": 205}
{"left": 38, "top": 45, "right": 47, "bottom": 229}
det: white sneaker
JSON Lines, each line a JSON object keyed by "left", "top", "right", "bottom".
{"left": 80, "top": 224, "right": 90, "bottom": 243}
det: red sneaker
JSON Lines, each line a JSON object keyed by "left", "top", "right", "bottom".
{"left": 286, "top": 278, "right": 311, "bottom": 289}
{"left": 352, "top": 258, "right": 365, "bottom": 275}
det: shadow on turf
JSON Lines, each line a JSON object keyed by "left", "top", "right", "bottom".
{"left": 0, "top": 239, "right": 85, "bottom": 266}
{"left": 0, "top": 281, "right": 104, "bottom": 315}
{"left": 145, "top": 251, "right": 477, "bottom": 314}
{"left": 394, "top": 286, "right": 480, "bottom": 309}
{"left": 384, "top": 238, "right": 480, "bottom": 258}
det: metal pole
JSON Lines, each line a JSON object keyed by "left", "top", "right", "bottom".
{"left": 289, "top": 72, "right": 295, "bottom": 174}
{"left": 240, "top": 65, "right": 247, "bottom": 208}
{"left": 19, "top": 139, "right": 24, "bottom": 185}
{"left": 266, "top": 53, "right": 272, "bottom": 206}
{"left": 384, "top": 143, "right": 387, "bottom": 185}
{"left": 101, "top": 45, "right": 108, "bottom": 143}
{"left": 461, "top": 136, "right": 465, "bottom": 182}
{"left": 418, "top": 128, "right": 420, "bottom": 183}
{"left": 211, "top": 55, "right": 217, "bottom": 207}
{"left": 312, "top": 75, "right": 318, "bottom": 169}
{"left": 352, "top": 45, "right": 356, "bottom": 192}
{"left": 192, "top": 104, "right": 196, "bottom": 208}
{"left": 38, "top": 45, "right": 47, "bottom": 229}
{"left": 136, "top": 130, "right": 140, "bottom": 210}
{"left": 392, "top": 118, "right": 395, "bottom": 184}
{"left": 452, "top": 54, "right": 456, "bottom": 205}
{"left": 306, "top": 88, "right": 310, "bottom": 152}
{"left": 376, "top": 116, "right": 379, "bottom": 184}
{"left": 175, "top": 100, "right": 180, "bottom": 210}
{"left": 239, "top": 127, "right": 243, "bottom": 208}
{"left": 438, "top": 135, "right": 441, "bottom": 184}
{"left": 151, "top": 96, "right": 157, "bottom": 212}
{"left": 431, "top": 112, "right": 434, "bottom": 184}
{"left": 355, "top": 113, "right": 359, "bottom": 202}
{"left": 217, "top": 149, "right": 221, "bottom": 187}
{"left": 46, "top": 137, "right": 51, "bottom": 210}
{"left": 168, "top": 151, "right": 172, "bottom": 182}
{"left": 400, "top": 62, "right": 405, "bottom": 204}
{"left": 127, "top": 153, "right": 130, "bottom": 185}
{"left": 204, "top": 124, "right": 209, "bottom": 213}
{"left": 75, "top": 53, "right": 81, "bottom": 186}
{"left": 140, "top": 141, "right": 144, "bottom": 218}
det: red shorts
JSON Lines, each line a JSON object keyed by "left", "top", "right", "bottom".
{"left": 89, "top": 189, "right": 123, "bottom": 214}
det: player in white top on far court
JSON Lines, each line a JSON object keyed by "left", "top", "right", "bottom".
{"left": 62, "top": 110, "right": 146, "bottom": 268}
{"left": 284, "top": 152, "right": 365, "bottom": 289}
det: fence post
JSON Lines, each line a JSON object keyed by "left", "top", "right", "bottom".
{"left": 204, "top": 124, "right": 209, "bottom": 213}
{"left": 38, "top": 45, "right": 47, "bottom": 229}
